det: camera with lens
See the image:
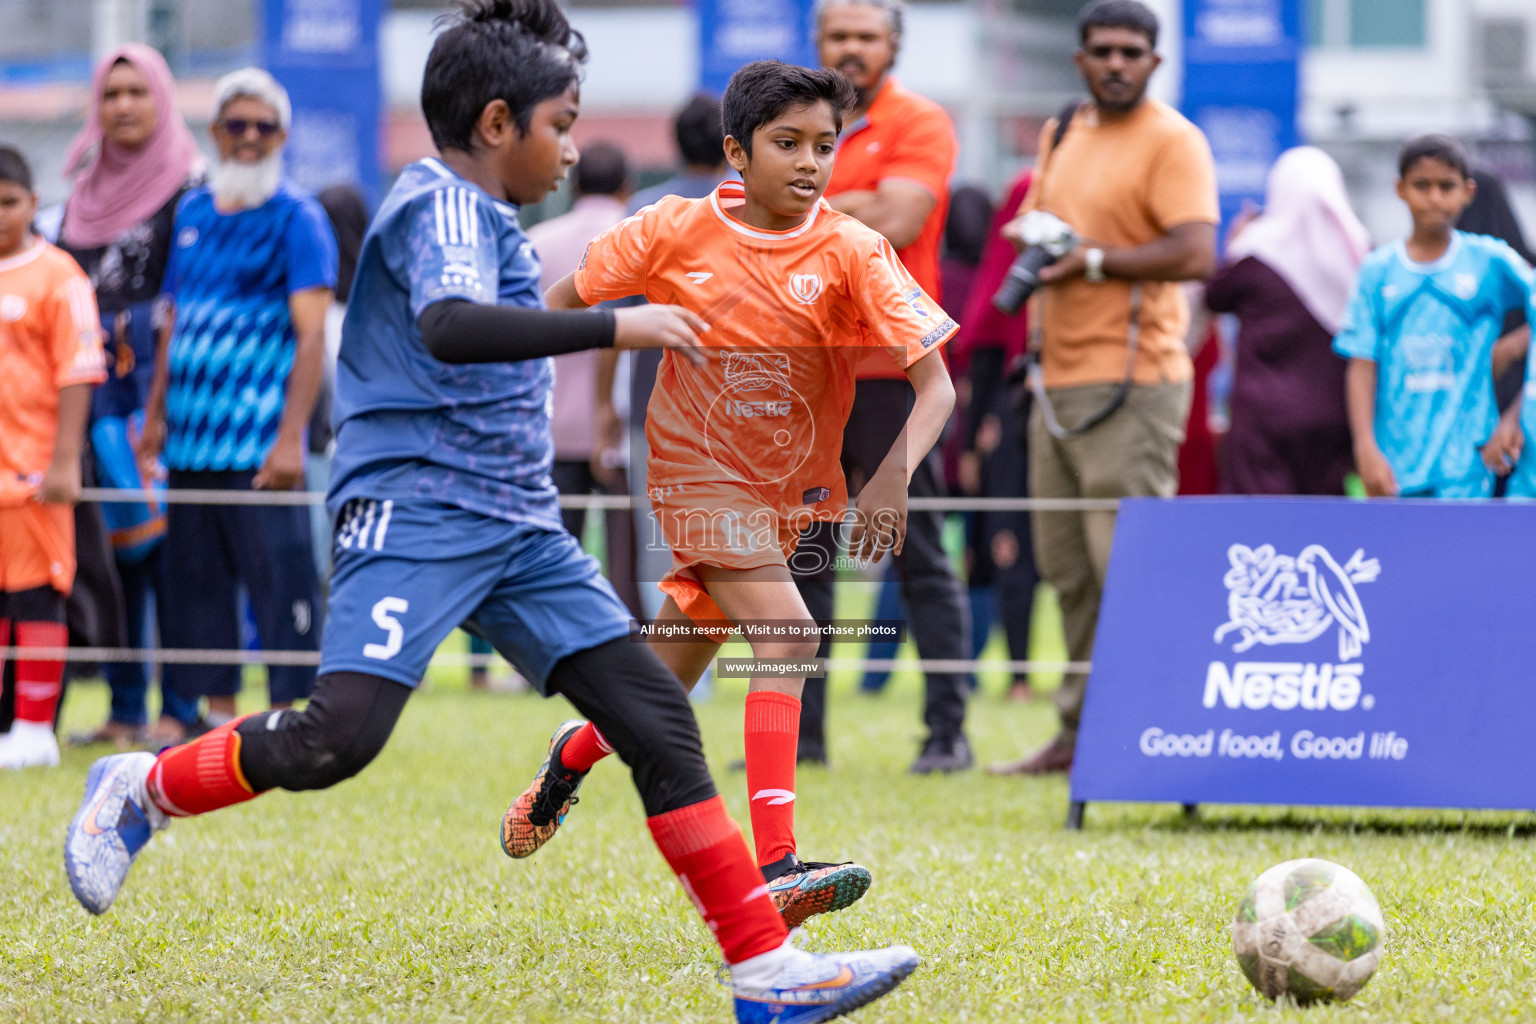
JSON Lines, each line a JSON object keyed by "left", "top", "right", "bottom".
{"left": 991, "top": 211, "right": 1079, "bottom": 316}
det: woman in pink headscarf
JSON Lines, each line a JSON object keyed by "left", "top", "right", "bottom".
{"left": 60, "top": 44, "right": 204, "bottom": 748}
{"left": 1206, "top": 146, "right": 1372, "bottom": 495}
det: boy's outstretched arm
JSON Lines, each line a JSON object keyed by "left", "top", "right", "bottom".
{"left": 419, "top": 276, "right": 706, "bottom": 366}
{"left": 1345, "top": 357, "right": 1398, "bottom": 497}
{"left": 848, "top": 348, "right": 956, "bottom": 563}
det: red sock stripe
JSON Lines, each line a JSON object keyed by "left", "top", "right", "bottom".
{"left": 647, "top": 795, "right": 788, "bottom": 964}
{"left": 13, "top": 621, "right": 66, "bottom": 724}
{"left": 147, "top": 716, "right": 257, "bottom": 818}
{"left": 558, "top": 721, "right": 614, "bottom": 773}
{"left": 743, "top": 690, "right": 801, "bottom": 734}
{"left": 648, "top": 793, "right": 744, "bottom": 858}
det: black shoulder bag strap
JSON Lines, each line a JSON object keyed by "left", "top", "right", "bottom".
{"left": 1026, "top": 100, "right": 1143, "bottom": 440}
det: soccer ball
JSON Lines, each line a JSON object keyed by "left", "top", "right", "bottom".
{"left": 1230, "top": 858, "right": 1386, "bottom": 1004}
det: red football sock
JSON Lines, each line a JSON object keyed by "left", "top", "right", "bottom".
{"left": 743, "top": 691, "right": 800, "bottom": 868}
{"left": 558, "top": 721, "right": 613, "bottom": 773}
{"left": 13, "top": 621, "right": 66, "bottom": 725}
{"left": 647, "top": 794, "right": 788, "bottom": 964}
{"left": 146, "top": 715, "right": 258, "bottom": 818}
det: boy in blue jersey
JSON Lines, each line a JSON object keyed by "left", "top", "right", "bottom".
{"left": 1336, "top": 135, "right": 1535, "bottom": 498}
{"left": 64, "top": 2, "right": 919, "bottom": 1019}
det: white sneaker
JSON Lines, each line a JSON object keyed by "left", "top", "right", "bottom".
{"left": 0, "top": 721, "right": 61, "bottom": 768}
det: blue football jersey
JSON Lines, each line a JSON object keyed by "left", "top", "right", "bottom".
{"left": 161, "top": 180, "right": 337, "bottom": 471}
{"left": 327, "top": 158, "right": 561, "bottom": 529}
{"left": 1333, "top": 231, "right": 1534, "bottom": 495}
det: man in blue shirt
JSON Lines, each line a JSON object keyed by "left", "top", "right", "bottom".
{"left": 1336, "top": 135, "right": 1535, "bottom": 499}
{"left": 139, "top": 67, "right": 336, "bottom": 720}
{"left": 68, "top": 3, "right": 920, "bottom": 1018}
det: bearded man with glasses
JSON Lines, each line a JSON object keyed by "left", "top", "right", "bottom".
{"left": 138, "top": 68, "right": 338, "bottom": 726}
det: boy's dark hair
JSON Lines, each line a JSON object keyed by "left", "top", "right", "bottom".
{"left": 574, "top": 142, "right": 629, "bottom": 197}
{"left": 1398, "top": 134, "right": 1471, "bottom": 180}
{"left": 1078, "top": 0, "right": 1159, "bottom": 48}
{"left": 0, "top": 146, "right": 32, "bottom": 191}
{"left": 721, "top": 61, "right": 857, "bottom": 159}
{"left": 675, "top": 94, "right": 725, "bottom": 169}
{"left": 423, "top": 0, "right": 588, "bottom": 152}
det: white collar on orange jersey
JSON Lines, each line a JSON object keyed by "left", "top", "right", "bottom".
{"left": 709, "top": 180, "right": 828, "bottom": 242}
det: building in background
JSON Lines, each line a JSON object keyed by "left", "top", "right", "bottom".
{"left": 2, "top": 0, "right": 1533, "bottom": 235}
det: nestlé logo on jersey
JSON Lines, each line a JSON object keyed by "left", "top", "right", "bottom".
{"left": 721, "top": 352, "right": 794, "bottom": 418}
{"left": 1204, "top": 544, "right": 1380, "bottom": 713}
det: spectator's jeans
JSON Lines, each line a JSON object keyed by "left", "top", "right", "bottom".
{"left": 1028, "top": 380, "right": 1190, "bottom": 745}
{"left": 104, "top": 547, "right": 201, "bottom": 727}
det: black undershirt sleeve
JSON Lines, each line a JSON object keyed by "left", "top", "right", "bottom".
{"left": 418, "top": 298, "right": 616, "bottom": 364}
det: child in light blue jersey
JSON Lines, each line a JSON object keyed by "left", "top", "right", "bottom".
{"left": 1335, "top": 135, "right": 1535, "bottom": 498}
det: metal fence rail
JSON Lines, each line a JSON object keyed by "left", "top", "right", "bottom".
{"left": 3, "top": 646, "right": 1090, "bottom": 675}
{"left": 48, "top": 486, "right": 1105, "bottom": 675}
{"left": 80, "top": 487, "right": 1125, "bottom": 512}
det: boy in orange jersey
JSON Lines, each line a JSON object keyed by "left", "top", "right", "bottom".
{"left": 0, "top": 146, "right": 107, "bottom": 768}
{"left": 503, "top": 61, "right": 958, "bottom": 927}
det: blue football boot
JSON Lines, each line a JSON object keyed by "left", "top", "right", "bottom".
{"left": 731, "top": 943, "right": 921, "bottom": 1024}
{"left": 64, "top": 752, "right": 166, "bottom": 914}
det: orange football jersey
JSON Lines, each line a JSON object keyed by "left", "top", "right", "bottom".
{"left": 0, "top": 239, "right": 105, "bottom": 507}
{"left": 574, "top": 181, "right": 958, "bottom": 522}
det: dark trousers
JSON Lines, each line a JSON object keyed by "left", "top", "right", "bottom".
{"left": 792, "top": 378, "right": 971, "bottom": 754}
{"left": 104, "top": 547, "right": 201, "bottom": 726}
{"left": 159, "top": 469, "right": 320, "bottom": 704}
{"left": 963, "top": 348, "right": 1039, "bottom": 671}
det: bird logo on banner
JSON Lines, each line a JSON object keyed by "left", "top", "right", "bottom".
{"left": 1215, "top": 544, "right": 1380, "bottom": 662}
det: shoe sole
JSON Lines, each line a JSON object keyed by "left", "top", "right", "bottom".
{"left": 810, "top": 957, "right": 919, "bottom": 1024}
{"left": 500, "top": 720, "right": 586, "bottom": 859}
{"left": 777, "top": 864, "right": 873, "bottom": 929}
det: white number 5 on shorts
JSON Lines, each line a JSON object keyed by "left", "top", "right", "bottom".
{"left": 363, "top": 597, "right": 410, "bottom": 660}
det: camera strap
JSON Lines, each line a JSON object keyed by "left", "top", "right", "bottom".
{"left": 1027, "top": 281, "right": 1142, "bottom": 440}
{"left": 1025, "top": 98, "right": 1141, "bottom": 440}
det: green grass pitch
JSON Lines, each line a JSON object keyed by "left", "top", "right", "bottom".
{"left": 4, "top": 601, "right": 1536, "bottom": 1021}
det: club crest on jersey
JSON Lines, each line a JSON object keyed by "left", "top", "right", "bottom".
{"left": 721, "top": 351, "right": 793, "bottom": 398}
{"left": 903, "top": 285, "right": 931, "bottom": 318}
{"left": 789, "top": 273, "right": 824, "bottom": 305}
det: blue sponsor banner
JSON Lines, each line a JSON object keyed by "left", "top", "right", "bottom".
{"left": 1072, "top": 499, "right": 1536, "bottom": 812}
{"left": 1181, "top": 0, "right": 1300, "bottom": 227}
{"left": 261, "top": 0, "right": 382, "bottom": 203}
{"left": 697, "top": 0, "right": 817, "bottom": 95}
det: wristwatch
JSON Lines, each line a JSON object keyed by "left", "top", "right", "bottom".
{"left": 1084, "top": 247, "right": 1106, "bottom": 283}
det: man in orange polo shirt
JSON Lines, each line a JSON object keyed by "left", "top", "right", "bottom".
{"left": 790, "top": 0, "right": 972, "bottom": 774}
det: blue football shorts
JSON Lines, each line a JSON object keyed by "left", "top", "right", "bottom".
{"left": 319, "top": 497, "right": 635, "bottom": 691}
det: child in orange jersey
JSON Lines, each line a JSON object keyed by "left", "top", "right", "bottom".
{"left": 0, "top": 147, "right": 107, "bottom": 768}
{"left": 505, "top": 61, "right": 958, "bottom": 926}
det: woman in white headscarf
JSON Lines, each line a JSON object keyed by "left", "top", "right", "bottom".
{"left": 1206, "top": 146, "right": 1372, "bottom": 494}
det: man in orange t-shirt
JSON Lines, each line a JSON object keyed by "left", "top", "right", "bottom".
{"left": 537, "top": 62, "right": 957, "bottom": 923}
{"left": 0, "top": 147, "right": 107, "bottom": 768}
{"left": 988, "top": 0, "right": 1218, "bottom": 778}
{"left": 798, "top": 0, "right": 972, "bottom": 776}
